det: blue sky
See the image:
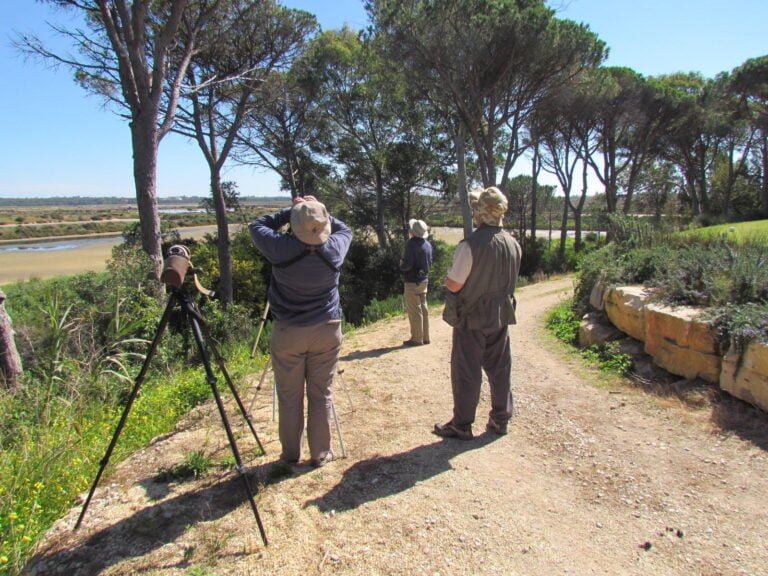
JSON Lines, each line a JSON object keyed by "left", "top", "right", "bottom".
{"left": 1, "top": 0, "right": 766, "bottom": 199}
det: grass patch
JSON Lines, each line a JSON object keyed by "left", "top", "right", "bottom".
{"left": 155, "top": 451, "right": 214, "bottom": 483}
{"left": 681, "top": 219, "right": 768, "bottom": 243}
{"left": 545, "top": 298, "right": 631, "bottom": 376}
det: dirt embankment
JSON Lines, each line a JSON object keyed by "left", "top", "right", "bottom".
{"left": 23, "top": 277, "right": 768, "bottom": 576}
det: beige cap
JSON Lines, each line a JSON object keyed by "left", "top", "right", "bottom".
{"left": 408, "top": 219, "right": 429, "bottom": 239}
{"left": 290, "top": 200, "right": 331, "bottom": 245}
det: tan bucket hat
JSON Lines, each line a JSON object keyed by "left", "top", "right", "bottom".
{"left": 290, "top": 200, "right": 331, "bottom": 245}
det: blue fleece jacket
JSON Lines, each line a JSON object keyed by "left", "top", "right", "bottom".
{"left": 249, "top": 207, "right": 353, "bottom": 326}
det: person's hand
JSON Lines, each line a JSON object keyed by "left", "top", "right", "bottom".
{"left": 292, "top": 195, "right": 317, "bottom": 205}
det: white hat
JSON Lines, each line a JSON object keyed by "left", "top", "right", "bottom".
{"left": 291, "top": 200, "right": 331, "bottom": 245}
{"left": 408, "top": 219, "right": 429, "bottom": 239}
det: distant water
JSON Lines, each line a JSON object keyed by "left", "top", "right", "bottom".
{"left": 0, "top": 236, "right": 122, "bottom": 253}
{"left": 0, "top": 225, "right": 220, "bottom": 254}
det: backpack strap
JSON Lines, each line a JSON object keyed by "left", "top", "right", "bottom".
{"left": 273, "top": 245, "right": 340, "bottom": 273}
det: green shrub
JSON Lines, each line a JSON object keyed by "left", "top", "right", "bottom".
{"left": 360, "top": 295, "right": 404, "bottom": 326}
{"left": 545, "top": 299, "right": 580, "bottom": 345}
{"left": 710, "top": 302, "right": 768, "bottom": 352}
{"left": 575, "top": 232, "right": 768, "bottom": 347}
{"left": 582, "top": 342, "right": 633, "bottom": 375}
{"left": 155, "top": 451, "right": 213, "bottom": 482}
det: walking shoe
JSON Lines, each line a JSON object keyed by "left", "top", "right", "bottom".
{"left": 433, "top": 421, "right": 473, "bottom": 440}
{"left": 485, "top": 417, "right": 508, "bottom": 436}
{"left": 403, "top": 339, "right": 424, "bottom": 347}
{"left": 311, "top": 451, "right": 334, "bottom": 468}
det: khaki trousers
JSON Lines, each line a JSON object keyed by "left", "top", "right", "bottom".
{"left": 404, "top": 281, "right": 430, "bottom": 343}
{"left": 270, "top": 320, "right": 342, "bottom": 462}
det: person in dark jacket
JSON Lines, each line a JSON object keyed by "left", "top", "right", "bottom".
{"left": 249, "top": 195, "right": 352, "bottom": 466}
{"left": 434, "top": 187, "right": 522, "bottom": 440}
{"left": 400, "top": 219, "right": 433, "bottom": 346}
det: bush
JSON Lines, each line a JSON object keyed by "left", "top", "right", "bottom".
{"left": 575, "top": 234, "right": 768, "bottom": 345}
{"left": 545, "top": 299, "right": 580, "bottom": 345}
{"left": 360, "top": 295, "right": 404, "bottom": 326}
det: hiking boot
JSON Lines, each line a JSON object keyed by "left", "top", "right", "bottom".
{"left": 485, "top": 417, "right": 508, "bottom": 436}
{"left": 403, "top": 339, "right": 424, "bottom": 347}
{"left": 433, "top": 421, "right": 473, "bottom": 440}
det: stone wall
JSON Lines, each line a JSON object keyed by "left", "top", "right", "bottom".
{"left": 582, "top": 285, "right": 768, "bottom": 412}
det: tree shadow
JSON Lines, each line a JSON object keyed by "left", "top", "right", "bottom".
{"left": 22, "top": 459, "right": 298, "bottom": 576}
{"left": 304, "top": 434, "right": 501, "bottom": 513}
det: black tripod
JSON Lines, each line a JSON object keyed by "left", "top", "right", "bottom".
{"left": 74, "top": 285, "right": 268, "bottom": 546}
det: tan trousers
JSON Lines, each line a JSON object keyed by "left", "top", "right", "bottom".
{"left": 404, "top": 281, "right": 430, "bottom": 343}
{"left": 270, "top": 320, "right": 342, "bottom": 462}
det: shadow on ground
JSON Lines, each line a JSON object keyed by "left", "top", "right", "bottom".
{"left": 710, "top": 392, "right": 768, "bottom": 451}
{"left": 22, "top": 463, "right": 282, "bottom": 576}
{"left": 341, "top": 345, "right": 403, "bottom": 361}
{"left": 305, "top": 433, "right": 502, "bottom": 513}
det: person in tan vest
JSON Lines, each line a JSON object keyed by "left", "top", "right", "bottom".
{"left": 434, "top": 187, "right": 522, "bottom": 440}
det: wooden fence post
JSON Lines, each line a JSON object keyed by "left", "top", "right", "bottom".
{"left": 0, "top": 290, "right": 23, "bottom": 392}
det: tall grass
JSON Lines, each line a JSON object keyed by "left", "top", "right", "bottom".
{"left": 0, "top": 344, "right": 260, "bottom": 575}
{"left": 0, "top": 248, "right": 264, "bottom": 576}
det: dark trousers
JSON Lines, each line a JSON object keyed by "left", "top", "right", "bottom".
{"left": 450, "top": 325, "right": 513, "bottom": 428}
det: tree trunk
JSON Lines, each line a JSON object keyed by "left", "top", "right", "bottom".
{"left": 683, "top": 164, "right": 701, "bottom": 216}
{"left": 761, "top": 132, "right": 768, "bottom": 216}
{"left": 211, "top": 171, "right": 233, "bottom": 307}
{"left": 559, "top": 195, "right": 568, "bottom": 264}
{"left": 455, "top": 126, "right": 472, "bottom": 240}
{"left": 0, "top": 291, "right": 22, "bottom": 392}
{"left": 132, "top": 117, "right": 164, "bottom": 285}
{"left": 374, "top": 169, "right": 388, "bottom": 249}
{"left": 530, "top": 143, "right": 539, "bottom": 240}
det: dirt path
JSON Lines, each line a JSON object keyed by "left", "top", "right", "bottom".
{"left": 24, "top": 277, "right": 768, "bottom": 576}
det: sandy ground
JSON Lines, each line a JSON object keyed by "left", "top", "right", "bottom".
{"left": 22, "top": 277, "right": 768, "bottom": 576}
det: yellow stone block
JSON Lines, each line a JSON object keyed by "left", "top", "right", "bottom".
{"left": 644, "top": 303, "right": 719, "bottom": 356}
{"left": 720, "top": 341, "right": 768, "bottom": 412}
{"left": 604, "top": 286, "right": 650, "bottom": 342}
{"left": 650, "top": 337, "right": 722, "bottom": 383}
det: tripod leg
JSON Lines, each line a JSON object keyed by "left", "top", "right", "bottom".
{"left": 74, "top": 292, "right": 177, "bottom": 531}
{"left": 187, "top": 310, "right": 268, "bottom": 546}
{"left": 196, "top": 319, "right": 265, "bottom": 455}
{"left": 329, "top": 399, "right": 347, "bottom": 458}
{"left": 336, "top": 368, "right": 355, "bottom": 413}
{"left": 250, "top": 302, "right": 270, "bottom": 358}
{"left": 247, "top": 355, "right": 272, "bottom": 416}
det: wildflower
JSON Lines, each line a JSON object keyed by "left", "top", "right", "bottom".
{"left": 8, "top": 513, "right": 18, "bottom": 521}
{"left": 0, "top": 555, "right": 8, "bottom": 563}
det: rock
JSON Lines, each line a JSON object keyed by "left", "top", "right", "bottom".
{"left": 720, "top": 340, "right": 768, "bottom": 412}
{"left": 604, "top": 286, "right": 651, "bottom": 342}
{"left": 579, "top": 312, "right": 624, "bottom": 348}
{"left": 643, "top": 303, "right": 721, "bottom": 383}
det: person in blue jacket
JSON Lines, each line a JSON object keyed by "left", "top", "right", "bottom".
{"left": 249, "top": 195, "right": 352, "bottom": 467}
{"left": 400, "top": 219, "right": 433, "bottom": 346}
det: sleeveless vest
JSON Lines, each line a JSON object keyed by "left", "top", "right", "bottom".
{"left": 456, "top": 225, "right": 521, "bottom": 330}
